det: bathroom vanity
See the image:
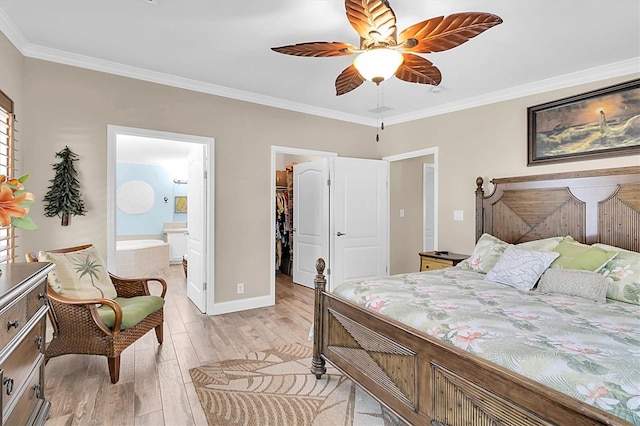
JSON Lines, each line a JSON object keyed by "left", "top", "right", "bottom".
{"left": 164, "top": 223, "right": 188, "bottom": 264}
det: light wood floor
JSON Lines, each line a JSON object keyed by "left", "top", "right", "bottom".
{"left": 44, "top": 266, "right": 314, "bottom": 425}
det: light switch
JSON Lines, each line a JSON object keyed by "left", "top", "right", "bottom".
{"left": 453, "top": 210, "right": 464, "bottom": 221}
{"left": 399, "top": 209, "right": 405, "bottom": 218}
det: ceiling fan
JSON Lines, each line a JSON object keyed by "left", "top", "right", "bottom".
{"left": 272, "top": 0, "right": 503, "bottom": 96}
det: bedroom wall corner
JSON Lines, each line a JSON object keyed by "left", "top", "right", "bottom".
{"left": 377, "top": 72, "right": 640, "bottom": 256}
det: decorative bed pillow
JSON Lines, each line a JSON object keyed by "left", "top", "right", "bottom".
{"left": 593, "top": 243, "right": 640, "bottom": 305}
{"left": 458, "top": 233, "right": 508, "bottom": 273}
{"left": 38, "top": 245, "right": 117, "bottom": 300}
{"left": 550, "top": 236, "right": 617, "bottom": 272}
{"left": 537, "top": 269, "right": 607, "bottom": 303}
{"left": 485, "top": 245, "right": 559, "bottom": 291}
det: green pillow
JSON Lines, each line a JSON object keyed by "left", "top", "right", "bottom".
{"left": 551, "top": 237, "right": 617, "bottom": 272}
{"left": 97, "top": 296, "right": 164, "bottom": 330}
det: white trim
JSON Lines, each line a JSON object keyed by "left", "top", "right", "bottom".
{"left": 382, "top": 147, "right": 438, "bottom": 162}
{"left": 107, "top": 125, "right": 216, "bottom": 314}
{"left": 384, "top": 147, "right": 439, "bottom": 252}
{"left": 2, "top": 6, "right": 636, "bottom": 127}
{"left": 0, "top": 8, "right": 28, "bottom": 51}
{"left": 423, "top": 163, "right": 438, "bottom": 252}
{"left": 17, "top": 42, "right": 374, "bottom": 126}
{"left": 270, "top": 146, "right": 337, "bottom": 306}
{"left": 208, "top": 295, "right": 273, "bottom": 315}
{"left": 384, "top": 59, "right": 640, "bottom": 126}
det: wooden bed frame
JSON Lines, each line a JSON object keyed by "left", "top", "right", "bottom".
{"left": 311, "top": 166, "right": 640, "bottom": 426}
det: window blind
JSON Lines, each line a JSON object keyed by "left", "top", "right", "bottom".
{"left": 0, "top": 90, "right": 16, "bottom": 263}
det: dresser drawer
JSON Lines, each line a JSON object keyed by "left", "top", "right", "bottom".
{"left": 420, "top": 257, "right": 452, "bottom": 271}
{"left": 0, "top": 263, "right": 53, "bottom": 426}
{"left": 3, "top": 358, "right": 44, "bottom": 426}
{"left": 26, "top": 281, "right": 47, "bottom": 320}
{"left": 0, "top": 318, "right": 45, "bottom": 413}
{"left": 0, "top": 298, "right": 26, "bottom": 349}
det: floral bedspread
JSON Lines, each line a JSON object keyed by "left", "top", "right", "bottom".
{"left": 332, "top": 266, "right": 640, "bottom": 424}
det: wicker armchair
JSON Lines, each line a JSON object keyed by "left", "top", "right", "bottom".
{"left": 26, "top": 244, "right": 167, "bottom": 384}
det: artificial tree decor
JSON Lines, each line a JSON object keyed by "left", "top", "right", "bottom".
{"left": 43, "top": 146, "right": 87, "bottom": 226}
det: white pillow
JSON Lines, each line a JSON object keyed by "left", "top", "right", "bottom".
{"left": 39, "top": 245, "right": 117, "bottom": 300}
{"left": 485, "top": 245, "right": 559, "bottom": 291}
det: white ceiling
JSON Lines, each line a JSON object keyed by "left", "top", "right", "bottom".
{"left": 0, "top": 0, "right": 639, "bottom": 127}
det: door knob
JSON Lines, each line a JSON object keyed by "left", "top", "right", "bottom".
{"left": 336, "top": 232, "right": 346, "bottom": 236}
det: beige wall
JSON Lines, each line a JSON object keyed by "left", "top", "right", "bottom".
{"left": 3, "top": 31, "right": 639, "bottom": 306}
{"left": 14, "top": 52, "right": 376, "bottom": 304}
{"left": 378, "top": 75, "right": 640, "bottom": 256}
{"left": 390, "top": 155, "right": 432, "bottom": 274}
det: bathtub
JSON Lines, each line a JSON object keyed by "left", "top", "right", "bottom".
{"left": 116, "top": 239, "right": 170, "bottom": 277}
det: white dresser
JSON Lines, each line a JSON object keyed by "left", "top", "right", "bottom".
{"left": 0, "top": 262, "right": 53, "bottom": 426}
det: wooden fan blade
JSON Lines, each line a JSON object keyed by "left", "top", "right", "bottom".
{"left": 335, "top": 65, "right": 365, "bottom": 96}
{"left": 394, "top": 53, "right": 442, "bottom": 85}
{"left": 345, "top": 0, "right": 397, "bottom": 48}
{"left": 398, "top": 12, "right": 503, "bottom": 53}
{"left": 271, "top": 41, "right": 357, "bottom": 57}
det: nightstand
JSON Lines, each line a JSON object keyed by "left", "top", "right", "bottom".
{"left": 419, "top": 251, "right": 469, "bottom": 271}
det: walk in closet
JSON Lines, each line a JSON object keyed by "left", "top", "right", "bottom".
{"left": 275, "top": 166, "right": 294, "bottom": 275}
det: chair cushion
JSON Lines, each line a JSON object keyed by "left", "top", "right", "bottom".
{"left": 39, "top": 245, "right": 118, "bottom": 300}
{"left": 97, "top": 296, "right": 165, "bottom": 330}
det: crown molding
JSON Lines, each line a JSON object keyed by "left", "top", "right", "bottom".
{"left": 0, "top": 8, "right": 28, "bottom": 51}
{"left": 384, "top": 58, "right": 640, "bottom": 126}
{"left": 2, "top": 8, "right": 637, "bottom": 128}
{"left": 19, "top": 43, "right": 376, "bottom": 126}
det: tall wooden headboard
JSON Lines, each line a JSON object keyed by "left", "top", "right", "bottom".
{"left": 475, "top": 166, "right": 640, "bottom": 252}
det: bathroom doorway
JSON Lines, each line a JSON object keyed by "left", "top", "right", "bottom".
{"left": 107, "top": 125, "right": 215, "bottom": 313}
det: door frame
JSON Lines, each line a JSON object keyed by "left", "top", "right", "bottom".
{"left": 423, "top": 163, "right": 437, "bottom": 251}
{"left": 270, "top": 146, "right": 336, "bottom": 304}
{"left": 382, "top": 147, "right": 439, "bottom": 251}
{"left": 107, "top": 125, "right": 216, "bottom": 313}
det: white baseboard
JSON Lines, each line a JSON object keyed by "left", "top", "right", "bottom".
{"left": 207, "top": 294, "right": 274, "bottom": 315}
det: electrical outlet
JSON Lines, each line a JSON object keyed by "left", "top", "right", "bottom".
{"left": 237, "top": 283, "right": 244, "bottom": 294}
{"left": 399, "top": 209, "right": 405, "bottom": 217}
{"left": 453, "top": 210, "right": 464, "bottom": 221}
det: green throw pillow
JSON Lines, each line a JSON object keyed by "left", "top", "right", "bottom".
{"left": 551, "top": 236, "right": 617, "bottom": 272}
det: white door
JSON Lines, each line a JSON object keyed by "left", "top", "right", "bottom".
{"left": 292, "top": 160, "right": 329, "bottom": 288}
{"left": 331, "top": 157, "right": 389, "bottom": 290}
{"left": 423, "top": 164, "right": 436, "bottom": 251}
{"left": 187, "top": 145, "right": 207, "bottom": 312}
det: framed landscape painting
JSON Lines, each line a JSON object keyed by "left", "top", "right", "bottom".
{"left": 527, "top": 79, "right": 640, "bottom": 165}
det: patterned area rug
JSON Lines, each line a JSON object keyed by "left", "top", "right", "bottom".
{"left": 189, "top": 343, "right": 407, "bottom": 426}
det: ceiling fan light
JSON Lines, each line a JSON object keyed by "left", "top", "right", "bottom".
{"left": 353, "top": 48, "right": 404, "bottom": 84}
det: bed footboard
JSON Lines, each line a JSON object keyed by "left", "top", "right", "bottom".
{"left": 311, "top": 258, "right": 631, "bottom": 426}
